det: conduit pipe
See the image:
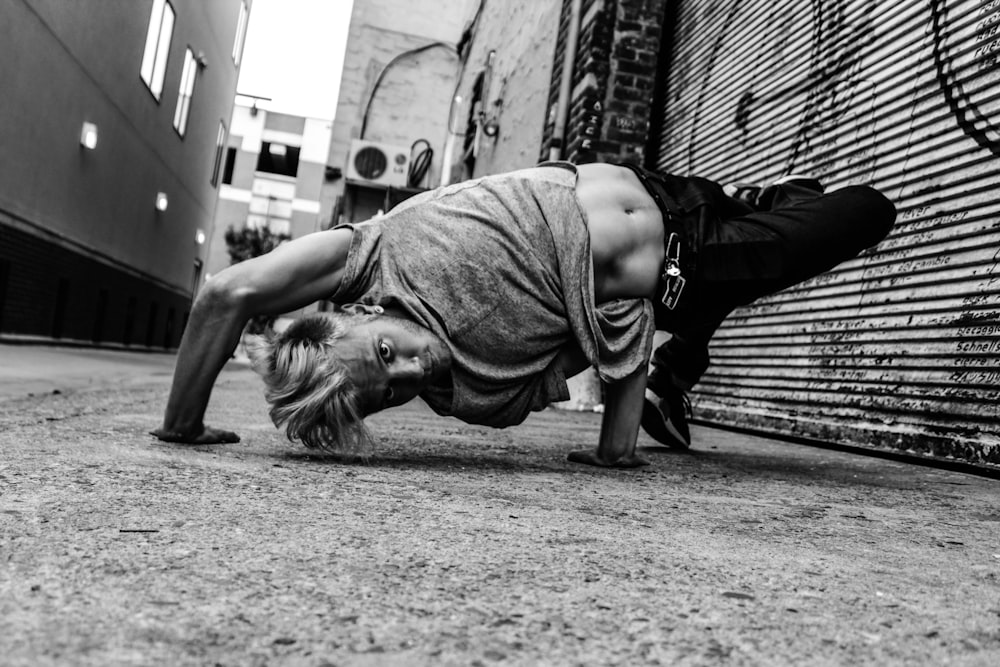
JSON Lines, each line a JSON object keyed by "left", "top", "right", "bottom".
{"left": 440, "top": 95, "right": 461, "bottom": 186}
{"left": 549, "top": 0, "right": 583, "bottom": 161}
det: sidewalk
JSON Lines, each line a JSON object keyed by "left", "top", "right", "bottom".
{"left": 0, "top": 343, "right": 177, "bottom": 399}
{"left": 1, "top": 344, "right": 999, "bottom": 666}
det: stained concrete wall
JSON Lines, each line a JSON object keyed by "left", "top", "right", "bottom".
{"left": 450, "top": 0, "right": 564, "bottom": 179}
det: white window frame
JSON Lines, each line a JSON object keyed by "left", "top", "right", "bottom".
{"left": 211, "top": 121, "right": 227, "bottom": 186}
{"left": 233, "top": 0, "right": 249, "bottom": 66}
{"left": 140, "top": 0, "right": 175, "bottom": 101}
{"left": 173, "top": 48, "right": 198, "bottom": 136}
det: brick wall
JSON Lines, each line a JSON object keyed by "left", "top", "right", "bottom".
{"left": 543, "top": 0, "right": 667, "bottom": 166}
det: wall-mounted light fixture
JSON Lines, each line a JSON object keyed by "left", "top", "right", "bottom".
{"left": 80, "top": 122, "right": 98, "bottom": 150}
{"left": 195, "top": 229, "right": 206, "bottom": 245}
{"left": 155, "top": 192, "right": 169, "bottom": 212}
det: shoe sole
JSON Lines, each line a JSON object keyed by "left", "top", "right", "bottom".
{"left": 641, "top": 397, "right": 691, "bottom": 449}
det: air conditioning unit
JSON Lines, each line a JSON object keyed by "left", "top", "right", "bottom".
{"left": 346, "top": 139, "right": 410, "bottom": 187}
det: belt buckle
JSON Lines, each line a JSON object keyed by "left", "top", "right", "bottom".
{"left": 661, "top": 232, "right": 685, "bottom": 310}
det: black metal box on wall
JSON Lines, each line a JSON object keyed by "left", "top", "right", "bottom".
{"left": 650, "top": 0, "right": 1000, "bottom": 466}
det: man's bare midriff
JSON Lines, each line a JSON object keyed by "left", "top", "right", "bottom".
{"left": 574, "top": 163, "right": 665, "bottom": 304}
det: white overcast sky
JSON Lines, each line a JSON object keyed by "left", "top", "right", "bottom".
{"left": 236, "top": 0, "right": 354, "bottom": 120}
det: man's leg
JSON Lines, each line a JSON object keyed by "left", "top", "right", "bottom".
{"left": 714, "top": 184, "right": 896, "bottom": 298}
{"left": 643, "top": 317, "right": 723, "bottom": 448}
{"left": 643, "top": 182, "right": 896, "bottom": 448}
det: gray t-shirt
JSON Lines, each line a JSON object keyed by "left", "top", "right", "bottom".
{"left": 332, "top": 165, "right": 653, "bottom": 427}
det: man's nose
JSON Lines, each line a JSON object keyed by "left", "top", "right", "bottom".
{"left": 392, "top": 357, "right": 423, "bottom": 381}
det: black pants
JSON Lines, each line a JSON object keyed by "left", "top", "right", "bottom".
{"left": 644, "top": 175, "right": 897, "bottom": 392}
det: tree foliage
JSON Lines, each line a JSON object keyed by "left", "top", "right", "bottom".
{"left": 224, "top": 224, "right": 291, "bottom": 265}
{"left": 223, "top": 224, "right": 292, "bottom": 334}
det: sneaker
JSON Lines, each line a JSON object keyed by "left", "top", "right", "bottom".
{"left": 723, "top": 181, "right": 761, "bottom": 209}
{"left": 641, "top": 386, "right": 692, "bottom": 449}
{"left": 773, "top": 173, "right": 824, "bottom": 188}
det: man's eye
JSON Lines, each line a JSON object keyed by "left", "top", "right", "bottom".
{"left": 378, "top": 341, "right": 391, "bottom": 359}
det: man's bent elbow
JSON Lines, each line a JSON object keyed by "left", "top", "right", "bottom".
{"left": 194, "top": 270, "right": 252, "bottom": 318}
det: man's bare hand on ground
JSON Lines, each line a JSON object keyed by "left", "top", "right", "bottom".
{"left": 150, "top": 425, "right": 240, "bottom": 445}
{"left": 567, "top": 449, "right": 649, "bottom": 468}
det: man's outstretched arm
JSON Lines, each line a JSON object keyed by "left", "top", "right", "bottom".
{"left": 152, "top": 228, "right": 354, "bottom": 444}
{"left": 567, "top": 364, "right": 649, "bottom": 468}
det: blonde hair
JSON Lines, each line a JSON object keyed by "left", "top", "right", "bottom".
{"left": 245, "top": 311, "right": 375, "bottom": 454}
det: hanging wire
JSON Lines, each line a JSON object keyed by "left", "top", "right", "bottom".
{"left": 407, "top": 139, "right": 434, "bottom": 188}
{"left": 360, "top": 42, "right": 458, "bottom": 140}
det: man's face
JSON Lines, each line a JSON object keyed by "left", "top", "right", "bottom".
{"left": 336, "top": 315, "right": 452, "bottom": 415}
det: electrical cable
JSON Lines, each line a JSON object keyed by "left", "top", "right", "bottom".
{"left": 407, "top": 139, "right": 434, "bottom": 188}
{"left": 360, "top": 42, "right": 458, "bottom": 140}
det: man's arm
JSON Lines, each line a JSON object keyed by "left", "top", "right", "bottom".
{"left": 152, "top": 228, "right": 354, "bottom": 444}
{"left": 567, "top": 364, "right": 649, "bottom": 468}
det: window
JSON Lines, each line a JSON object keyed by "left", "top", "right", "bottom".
{"left": 52, "top": 278, "right": 70, "bottom": 339}
{"left": 173, "top": 49, "right": 198, "bottom": 136}
{"left": 145, "top": 302, "right": 159, "bottom": 348}
{"left": 123, "top": 296, "right": 137, "bottom": 346}
{"left": 222, "top": 147, "right": 237, "bottom": 185}
{"left": 233, "top": 0, "right": 249, "bottom": 66}
{"left": 256, "top": 142, "right": 300, "bottom": 177}
{"left": 140, "top": 0, "right": 175, "bottom": 100}
{"left": 0, "top": 259, "right": 8, "bottom": 332}
{"left": 210, "top": 121, "right": 227, "bottom": 185}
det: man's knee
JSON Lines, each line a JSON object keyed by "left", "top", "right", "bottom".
{"left": 837, "top": 185, "right": 896, "bottom": 248}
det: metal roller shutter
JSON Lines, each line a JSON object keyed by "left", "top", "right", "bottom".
{"left": 651, "top": 0, "right": 1000, "bottom": 466}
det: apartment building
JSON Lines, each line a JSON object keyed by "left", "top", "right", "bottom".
{"left": 206, "top": 103, "right": 332, "bottom": 279}
{"left": 0, "top": 0, "right": 249, "bottom": 348}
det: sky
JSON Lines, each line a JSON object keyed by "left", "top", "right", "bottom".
{"left": 235, "top": 0, "right": 354, "bottom": 121}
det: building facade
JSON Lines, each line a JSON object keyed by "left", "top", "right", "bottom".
{"left": 319, "top": 0, "right": 477, "bottom": 228}
{"left": 207, "top": 104, "right": 332, "bottom": 279}
{"left": 0, "top": 0, "right": 249, "bottom": 349}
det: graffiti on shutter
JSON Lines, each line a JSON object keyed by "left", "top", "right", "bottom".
{"left": 651, "top": 0, "right": 1000, "bottom": 466}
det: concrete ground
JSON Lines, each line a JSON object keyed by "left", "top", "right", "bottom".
{"left": 1, "top": 344, "right": 999, "bottom": 666}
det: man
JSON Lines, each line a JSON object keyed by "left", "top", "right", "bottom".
{"left": 152, "top": 162, "right": 895, "bottom": 467}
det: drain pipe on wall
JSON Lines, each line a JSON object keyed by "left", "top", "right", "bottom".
{"left": 549, "top": 0, "right": 583, "bottom": 161}
{"left": 441, "top": 94, "right": 462, "bottom": 186}
{"left": 549, "top": 0, "right": 601, "bottom": 414}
